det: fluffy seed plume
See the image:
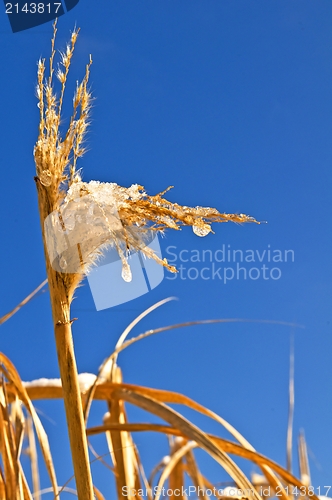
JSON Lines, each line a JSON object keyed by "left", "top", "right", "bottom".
{"left": 50, "top": 179, "right": 259, "bottom": 280}
{"left": 34, "top": 21, "right": 259, "bottom": 291}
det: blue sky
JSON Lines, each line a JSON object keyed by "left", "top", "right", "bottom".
{"left": 0, "top": 1, "right": 331, "bottom": 497}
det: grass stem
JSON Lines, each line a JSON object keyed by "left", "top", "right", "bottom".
{"left": 35, "top": 178, "right": 94, "bottom": 500}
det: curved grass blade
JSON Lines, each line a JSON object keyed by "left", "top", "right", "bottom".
{"left": 113, "top": 388, "right": 263, "bottom": 500}
{"left": 0, "top": 354, "right": 58, "bottom": 496}
{"left": 0, "top": 280, "right": 48, "bottom": 326}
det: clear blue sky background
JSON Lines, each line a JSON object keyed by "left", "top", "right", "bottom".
{"left": 0, "top": 1, "right": 331, "bottom": 497}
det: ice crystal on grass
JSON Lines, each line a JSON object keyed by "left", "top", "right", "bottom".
{"left": 44, "top": 179, "right": 260, "bottom": 279}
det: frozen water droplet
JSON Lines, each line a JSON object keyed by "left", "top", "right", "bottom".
{"left": 121, "top": 261, "right": 132, "bottom": 282}
{"left": 192, "top": 225, "right": 210, "bottom": 237}
{"left": 59, "top": 256, "right": 67, "bottom": 270}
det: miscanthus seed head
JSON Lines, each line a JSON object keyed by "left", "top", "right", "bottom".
{"left": 35, "top": 21, "right": 259, "bottom": 290}
{"left": 46, "top": 178, "right": 259, "bottom": 280}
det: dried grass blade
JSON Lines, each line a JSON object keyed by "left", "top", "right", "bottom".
{"left": 0, "top": 406, "right": 15, "bottom": 499}
{"left": 16, "top": 377, "right": 289, "bottom": 500}
{"left": 84, "top": 315, "right": 302, "bottom": 425}
{"left": 106, "top": 397, "right": 131, "bottom": 498}
{"left": 113, "top": 298, "right": 177, "bottom": 361}
{"left": 17, "top": 462, "right": 33, "bottom": 500}
{"left": 87, "top": 441, "right": 114, "bottom": 474}
{"left": 26, "top": 416, "right": 40, "bottom": 500}
{"left": 185, "top": 449, "right": 209, "bottom": 500}
{"left": 108, "top": 319, "right": 303, "bottom": 368}
{"left": 84, "top": 297, "right": 176, "bottom": 423}
{"left": 168, "top": 438, "right": 188, "bottom": 500}
{"left": 86, "top": 422, "right": 318, "bottom": 500}
{"left": 10, "top": 373, "right": 299, "bottom": 500}
{"left": 286, "top": 339, "right": 294, "bottom": 473}
{"left": 93, "top": 485, "right": 106, "bottom": 500}
{"left": 298, "top": 431, "right": 310, "bottom": 486}
{"left": 107, "top": 368, "right": 141, "bottom": 500}
{"left": 0, "top": 354, "right": 58, "bottom": 496}
{"left": 98, "top": 382, "right": 287, "bottom": 499}
{"left": 133, "top": 446, "right": 152, "bottom": 500}
{"left": 0, "top": 280, "right": 48, "bottom": 326}
{"left": 0, "top": 383, "right": 19, "bottom": 499}
{"left": 155, "top": 441, "right": 197, "bottom": 500}
{"left": 0, "top": 470, "right": 5, "bottom": 500}
{"left": 149, "top": 455, "right": 169, "bottom": 489}
{"left": 113, "top": 388, "right": 262, "bottom": 500}
{"left": 10, "top": 399, "right": 25, "bottom": 463}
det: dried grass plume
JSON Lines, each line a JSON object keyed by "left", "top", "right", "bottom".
{"left": 34, "top": 20, "right": 259, "bottom": 294}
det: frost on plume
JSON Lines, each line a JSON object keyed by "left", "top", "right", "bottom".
{"left": 44, "top": 179, "right": 259, "bottom": 280}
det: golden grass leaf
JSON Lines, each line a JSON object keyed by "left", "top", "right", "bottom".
{"left": 104, "top": 367, "right": 138, "bottom": 500}
{"left": 7, "top": 374, "right": 294, "bottom": 498}
{"left": 86, "top": 422, "right": 319, "bottom": 500}
{"left": 155, "top": 441, "right": 196, "bottom": 500}
{"left": 298, "top": 431, "right": 310, "bottom": 487}
{"left": 168, "top": 437, "right": 188, "bottom": 500}
{"left": 0, "top": 279, "right": 48, "bottom": 326}
{"left": 26, "top": 416, "right": 40, "bottom": 500}
{"left": 0, "top": 409, "right": 16, "bottom": 498}
{"left": 112, "top": 388, "right": 263, "bottom": 500}
{"left": 0, "top": 472, "right": 5, "bottom": 500}
{"left": 106, "top": 382, "right": 288, "bottom": 499}
{"left": 0, "top": 354, "right": 58, "bottom": 496}
{"left": 185, "top": 449, "right": 210, "bottom": 500}
{"left": 84, "top": 297, "right": 177, "bottom": 424}
{"left": 93, "top": 485, "right": 106, "bottom": 500}
{"left": 17, "top": 462, "right": 34, "bottom": 500}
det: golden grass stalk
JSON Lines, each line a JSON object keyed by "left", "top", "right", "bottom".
{"left": 33, "top": 21, "right": 94, "bottom": 500}
{"left": 32, "top": 21, "right": 259, "bottom": 499}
